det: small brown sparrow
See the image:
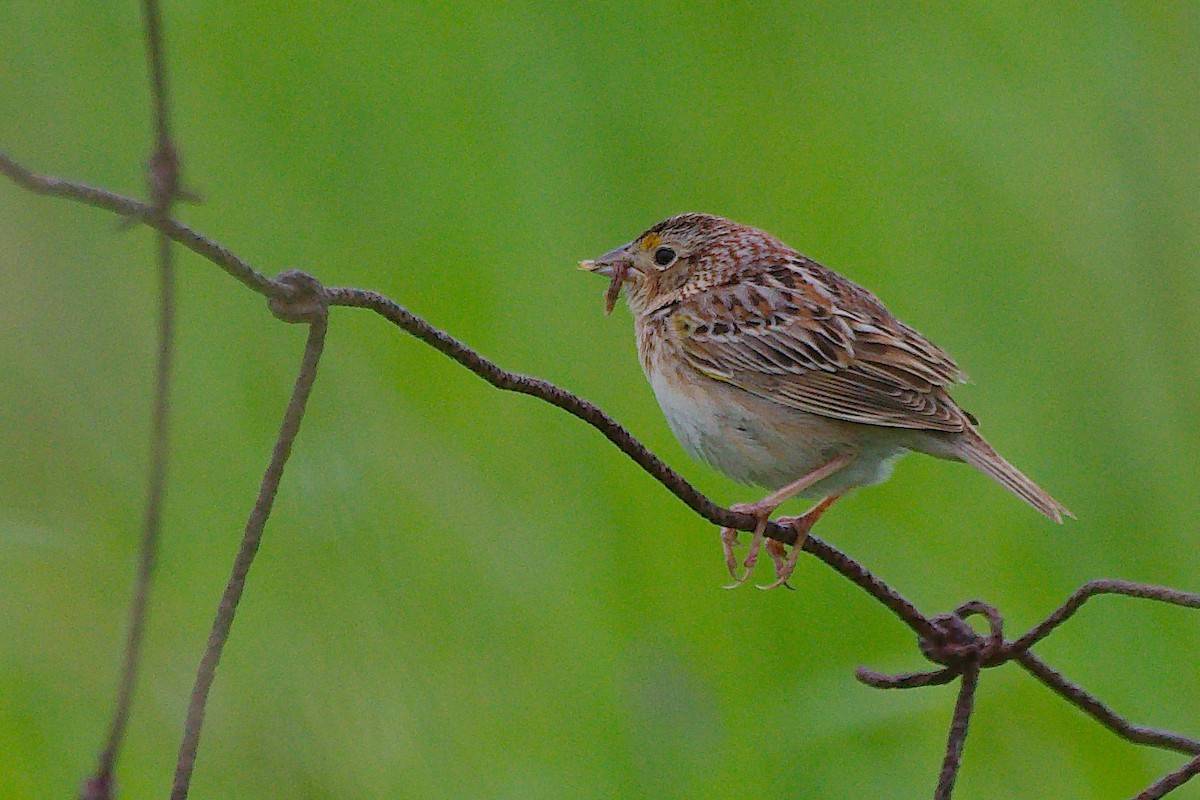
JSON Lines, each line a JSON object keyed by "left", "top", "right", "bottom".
{"left": 580, "top": 213, "right": 1071, "bottom": 590}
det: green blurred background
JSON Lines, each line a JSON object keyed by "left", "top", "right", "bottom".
{"left": 2, "top": 3, "right": 1198, "bottom": 798}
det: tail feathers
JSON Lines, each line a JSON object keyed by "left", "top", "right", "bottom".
{"left": 959, "top": 433, "right": 1074, "bottom": 523}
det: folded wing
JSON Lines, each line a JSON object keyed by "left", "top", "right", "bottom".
{"left": 671, "top": 256, "right": 970, "bottom": 433}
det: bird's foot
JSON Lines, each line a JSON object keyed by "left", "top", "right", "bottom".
{"left": 755, "top": 517, "right": 813, "bottom": 591}
{"left": 762, "top": 539, "right": 796, "bottom": 591}
{"left": 756, "top": 495, "right": 841, "bottom": 590}
{"left": 720, "top": 502, "right": 772, "bottom": 589}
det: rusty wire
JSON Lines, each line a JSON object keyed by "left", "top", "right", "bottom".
{"left": 80, "top": 2, "right": 183, "bottom": 798}
{"left": 2, "top": 7, "right": 1199, "bottom": 799}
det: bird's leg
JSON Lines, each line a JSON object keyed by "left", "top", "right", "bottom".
{"left": 758, "top": 494, "right": 842, "bottom": 591}
{"left": 719, "top": 452, "right": 854, "bottom": 588}
{"left": 764, "top": 538, "right": 792, "bottom": 589}
{"left": 721, "top": 510, "right": 768, "bottom": 589}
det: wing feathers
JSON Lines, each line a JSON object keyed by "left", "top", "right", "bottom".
{"left": 672, "top": 265, "right": 969, "bottom": 433}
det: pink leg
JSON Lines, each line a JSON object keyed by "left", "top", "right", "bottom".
{"left": 757, "top": 494, "right": 842, "bottom": 591}
{"left": 720, "top": 452, "right": 853, "bottom": 588}
{"left": 721, "top": 513, "right": 768, "bottom": 589}
{"left": 765, "top": 538, "right": 792, "bottom": 589}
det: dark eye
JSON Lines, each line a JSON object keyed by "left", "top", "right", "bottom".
{"left": 653, "top": 246, "right": 677, "bottom": 267}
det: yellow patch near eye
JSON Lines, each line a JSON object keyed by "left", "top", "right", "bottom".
{"left": 639, "top": 232, "right": 662, "bottom": 251}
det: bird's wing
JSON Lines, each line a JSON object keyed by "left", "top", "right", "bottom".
{"left": 669, "top": 257, "right": 970, "bottom": 433}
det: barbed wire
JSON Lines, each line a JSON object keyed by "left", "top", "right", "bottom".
{"left": 2, "top": 6, "right": 1198, "bottom": 799}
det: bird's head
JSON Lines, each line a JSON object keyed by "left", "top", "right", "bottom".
{"left": 579, "top": 213, "right": 758, "bottom": 315}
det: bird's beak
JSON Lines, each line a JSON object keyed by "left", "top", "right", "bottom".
{"left": 579, "top": 243, "right": 636, "bottom": 315}
{"left": 578, "top": 244, "right": 633, "bottom": 278}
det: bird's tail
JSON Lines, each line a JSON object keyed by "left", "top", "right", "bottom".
{"left": 958, "top": 431, "right": 1073, "bottom": 523}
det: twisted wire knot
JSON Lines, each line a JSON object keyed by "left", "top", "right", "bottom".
{"left": 856, "top": 600, "right": 1009, "bottom": 690}
{"left": 920, "top": 601, "right": 1006, "bottom": 668}
{"left": 268, "top": 270, "right": 328, "bottom": 324}
{"left": 920, "top": 615, "right": 984, "bottom": 667}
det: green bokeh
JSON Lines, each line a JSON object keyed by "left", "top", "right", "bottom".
{"left": 2, "top": 3, "right": 1198, "bottom": 798}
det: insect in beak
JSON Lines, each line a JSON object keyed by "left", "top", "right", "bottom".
{"left": 601, "top": 262, "right": 628, "bottom": 315}
{"left": 579, "top": 245, "right": 634, "bottom": 315}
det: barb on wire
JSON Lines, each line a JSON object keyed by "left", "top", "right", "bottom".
{"left": 170, "top": 274, "right": 329, "bottom": 800}
{"left": 80, "top": 2, "right": 183, "bottom": 798}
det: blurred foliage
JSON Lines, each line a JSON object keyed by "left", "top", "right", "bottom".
{"left": 2, "top": 2, "right": 1199, "bottom": 798}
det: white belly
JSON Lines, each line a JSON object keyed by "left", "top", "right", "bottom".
{"left": 646, "top": 360, "right": 909, "bottom": 498}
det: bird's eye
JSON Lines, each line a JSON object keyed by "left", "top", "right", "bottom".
{"left": 653, "top": 246, "right": 677, "bottom": 267}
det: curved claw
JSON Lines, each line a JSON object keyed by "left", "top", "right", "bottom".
{"left": 758, "top": 539, "right": 796, "bottom": 590}
{"left": 722, "top": 573, "right": 755, "bottom": 590}
{"left": 720, "top": 527, "right": 743, "bottom": 582}
{"left": 756, "top": 574, "right": 796, "bottom": 591}
{"left": 755, "top": 498, "right": 838, "bottom": 590}
{"left": 758, "top": 525, "right": 806, "bottom": 594}
{"left": 721, "top": 516, "right": 768, "bottom": 589}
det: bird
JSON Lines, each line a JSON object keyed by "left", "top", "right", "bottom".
{"left": 579, "top": 213, "right": 1072, "bottom": 590}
